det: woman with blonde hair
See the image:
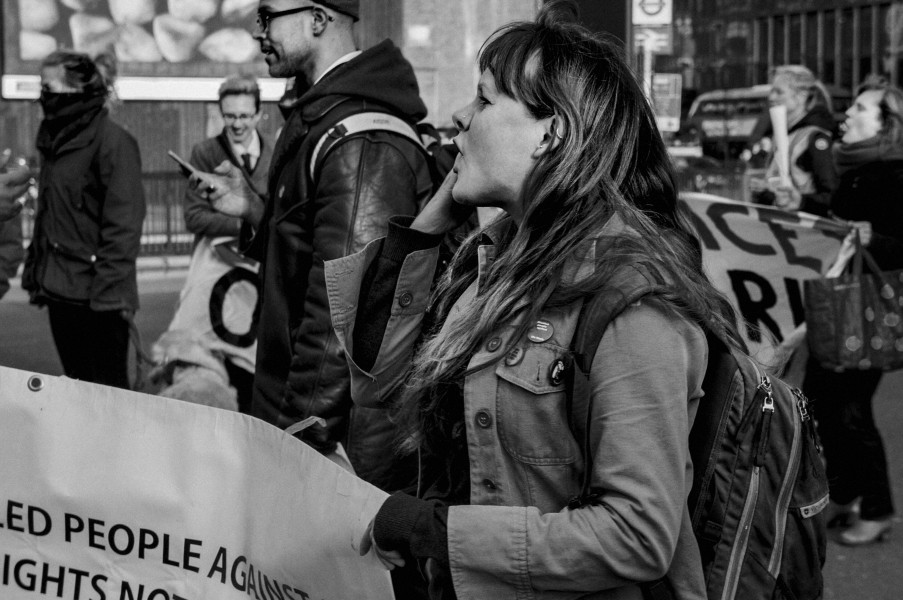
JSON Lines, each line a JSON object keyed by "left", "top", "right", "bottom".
{"left": 325, "top": 1, "right": 744, "bottom": 597}
{"left": 804, "top": 78, "right": 903, "bottom": 546}
{"left": 750, "top": 65, "right": 838, "bottom": 213}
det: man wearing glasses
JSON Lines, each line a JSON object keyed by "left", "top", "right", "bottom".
{"left": 177, "top": 74, "right": 273, "bottom": 413}
{"left": 183, "top": 74, "right": 272, "bottom": 250}
{"left": 191, "top": 0, "right": 432, "bottom": 492}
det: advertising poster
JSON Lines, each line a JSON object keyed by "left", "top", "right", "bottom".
{"left": 2, "top": 0, "right": 286, "bottom": 100}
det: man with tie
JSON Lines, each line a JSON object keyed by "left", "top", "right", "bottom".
{"left": 183, "top": 75, "right": 273, "bottom": 248}
{"left": 179, "top": 74, "right": 273, "bottom": 412}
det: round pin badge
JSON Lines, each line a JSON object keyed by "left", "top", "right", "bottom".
{"left": 527, "top": 319, "right": 554, "bottom": 343}
{"left": 815, "top": 138, "right": 829, "bottom": 151}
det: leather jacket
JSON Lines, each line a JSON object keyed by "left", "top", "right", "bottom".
{"left": 245, "top": 40, "right": 433, "bottom": 491}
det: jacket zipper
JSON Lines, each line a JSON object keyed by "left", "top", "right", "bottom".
{"left": 767, "top": 387, "right": 803, "bottom": 575}
{"left": 721, "top": 366, "right": 773, "bottom": 600}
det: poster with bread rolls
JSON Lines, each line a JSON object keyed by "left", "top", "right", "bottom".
{"left": 4, "top": 0, "right": 265, "bottom": 80}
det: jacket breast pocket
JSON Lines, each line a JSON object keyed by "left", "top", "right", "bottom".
{"left": 494, "top": 343, "right": 578, "bottom": 465}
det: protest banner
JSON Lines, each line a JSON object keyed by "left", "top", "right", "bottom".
{"left": 0, "top": 366, "right": 393, "bottom": 600}
{"left": 680, "top": 193, "right": 848, "bottom": 364}
{"left": 161, "top": 237, "right": 258, "bottom": 374}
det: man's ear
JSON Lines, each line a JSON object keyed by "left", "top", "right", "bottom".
{"left": 311, "top": 8, "right": 334, "bottom": 35}
{"left": 532, "top": 115, "right": 565, "bottom": 157}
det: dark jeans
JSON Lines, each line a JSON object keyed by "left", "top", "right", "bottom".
{"left": 47, "top": 300, "right": 131, "bottom": 390}
{"left": 803, "top": 358, "right": 895, "bottom": 520}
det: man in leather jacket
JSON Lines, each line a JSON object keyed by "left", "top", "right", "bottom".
{"left": 190, "top": 0, "right": 432, "bottom": 492}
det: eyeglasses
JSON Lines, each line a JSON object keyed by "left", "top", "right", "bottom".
{"left": 222, "top": 113, "right": 257, "bottom": 122}
{"left": 256, "top": 6, "right": 316, "bottom": 32}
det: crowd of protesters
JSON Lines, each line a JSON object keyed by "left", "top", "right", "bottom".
{"left": 1, "top": 0, "right": 900, "bottom": 598}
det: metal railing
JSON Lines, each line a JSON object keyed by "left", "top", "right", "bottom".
{"left": 19, "top": 172, "right": 194, "bottom": 257}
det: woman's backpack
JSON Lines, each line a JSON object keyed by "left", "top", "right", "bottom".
{"left": 565, "top": 275, "right": 829, "bottom": 600}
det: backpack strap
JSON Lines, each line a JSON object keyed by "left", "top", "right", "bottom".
{"left": 566, "top": 269, "right": 664, "bottom": 509}
{"left": 564, "top": 269, "right": 673, "bottom": 599}
{"left": 308, "top": 111, "right": 424, "bottom": 182}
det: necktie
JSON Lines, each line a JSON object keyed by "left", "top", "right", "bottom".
{"left": 241, "top": 152, "right": 253, "bottom": 172}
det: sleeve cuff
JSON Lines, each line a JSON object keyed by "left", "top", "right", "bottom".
{"left": 383, "top": 216, "right": 444, "bottom": 264}
{"left": 373, "top": 492, "right": 450, "bottom": 565}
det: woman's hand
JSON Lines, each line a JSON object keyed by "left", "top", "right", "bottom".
{"left": 411, "top": 157, "right": 469, "bottom": 235}
{"left": 188, "top": 161, "right": 264, "bottom": 227}
{"left": 772, "top": 184, "right": 802, "bottom": 211}
{"left": 359, "top": 518, "right": 406, "bottom": 570}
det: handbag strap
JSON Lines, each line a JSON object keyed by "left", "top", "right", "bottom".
{"left": 851, "top": 227, "right": 898, "bottom": 303}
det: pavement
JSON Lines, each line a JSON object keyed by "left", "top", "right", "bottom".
{"left": 1, "top": 260, "right": 902, "bottom": 597}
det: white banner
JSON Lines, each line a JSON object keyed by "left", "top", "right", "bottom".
{"left": 163, "top": 237, "right": 259, "bottom": 374}
{"left": 0, "top": 367, "right": 393, "bottom": 600}
{"left": 680, "top": 193, "right": 848, "bottom": 363}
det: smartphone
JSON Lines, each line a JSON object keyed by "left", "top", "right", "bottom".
{"left": 167, "top": 150, "right": 199, "bottom": 178}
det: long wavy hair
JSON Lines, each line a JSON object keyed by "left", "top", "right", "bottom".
{"left": 397, "top": 0, "right": 742, "bottom": 456}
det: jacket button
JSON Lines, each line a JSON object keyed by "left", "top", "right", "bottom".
{"left": 398, "top": 292, "right": 413, "bottom": 307}
{"left": 486, "top": 337, "right": 502, "bottom": 352}
{"left": 482, "top": 479, "right": 497, "bottom": 490}
{"left": 475, "top": 410, "right": 492, "bottom": 428}
{"left": 505, "top": 346, "right": 524, "bottom": 366}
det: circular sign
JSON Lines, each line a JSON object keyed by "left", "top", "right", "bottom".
{"left": 639, "top": 0, "right": 666, "bottom": 16}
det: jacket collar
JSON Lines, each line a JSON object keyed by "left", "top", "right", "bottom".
{"left": 475, "top": 211, "right": 629, "bottom": 289}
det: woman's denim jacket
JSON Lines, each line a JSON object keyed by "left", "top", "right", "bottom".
{"left": 325, "top": 215, "right": 709, "bottom": 600}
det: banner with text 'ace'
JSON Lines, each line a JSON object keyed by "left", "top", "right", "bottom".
{"left": 681, "top": 193, "right": 848, "bottom": 362}
{"left": 0, "top": 366, "right": 393, "bottom": 600}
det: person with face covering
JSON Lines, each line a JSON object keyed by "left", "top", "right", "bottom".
{"left": 324, "top": 2, "right": 745, "bottom": 598}
{"left": 22, "top": 50, "right": 146, "bottom": 390}
{"left": 749, "top": 65, "right": 838, "bottom": 214}
{"left": 803, "top": 79, "right": 903, "bottom": 547}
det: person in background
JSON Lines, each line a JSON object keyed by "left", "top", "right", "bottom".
{"left": 183, "top": 74, "right": 272, "bottom": 249}
{"left": 0, "top": 150, "right": 33, "bottom": 222}
{"left": 181, "top": 74, "right": 272, "bottom": 412}
{"left": 750, "top": 65, "right": 838, "bottom": 214}
{"left": 804, "top": 79, "right": 903, "bottom": 546}
{"left": 326, "top": 1, "right": 742, "bottom": 597}
{"left": 0, "top": 151, "right": 35, "bottom": 300}
{"left": 189, "top": 0, "right": 433, "bottom": 492}
{"left": 22, "top": 50, "right": 145, "bottom": 390}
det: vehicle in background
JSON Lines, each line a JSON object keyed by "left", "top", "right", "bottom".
{"left": 680, "top": 84, "right": 852, "bottom": 159}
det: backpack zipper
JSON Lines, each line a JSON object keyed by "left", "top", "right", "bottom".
{"left": 721, "top": 364, "right": 772, "bottom": 600}
{"left": 721, "top": 465, "right": 761, "bottom": 600}
{"left": 767, "top": 386, "right": 803, "bottom": 575}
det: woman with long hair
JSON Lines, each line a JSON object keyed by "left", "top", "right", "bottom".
{"left": 326, "top": 2, "right": 741, "bottom": 597}
{"left": 22, "top": 50, "right": 145, "bottom": 389}
{"left": 750, "top": 65, "right": 838, "bottom": 213}
{"left": 804, "top": 79, "right": 903, "bottom": 546}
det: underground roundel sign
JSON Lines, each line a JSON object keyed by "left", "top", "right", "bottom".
{"left": 632, "top": 0, "right": 672, "bottom": 25}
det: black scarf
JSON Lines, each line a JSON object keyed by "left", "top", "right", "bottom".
{"left": 36, "top": 92, "right": 107, "bottom": 156}
{"left": 833, "top": 136, "right": 903, "bottom": 176}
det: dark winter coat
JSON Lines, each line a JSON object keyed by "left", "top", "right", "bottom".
{"left": 244, "top": 39, "right": 433, "bottom": 491}
{"left": 831, "top": 159, "right": 903, "bottom": 271}
{"left": 23, "top": 109, "right": 145, "bottom": 312}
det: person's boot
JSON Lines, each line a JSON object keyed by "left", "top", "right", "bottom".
{"left": 838, "top": 518, "right": 892, "bottom": 546}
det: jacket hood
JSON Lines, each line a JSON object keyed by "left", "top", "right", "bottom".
{"left": 299, "top": 40, "right": 427, "bottom": 122}
{"left": 792, "top": 104, "right": 836, "bottom": 134}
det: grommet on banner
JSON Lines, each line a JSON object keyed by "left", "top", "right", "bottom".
{"left": 27, "top": 376, "right": 44, "bottom": 392}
